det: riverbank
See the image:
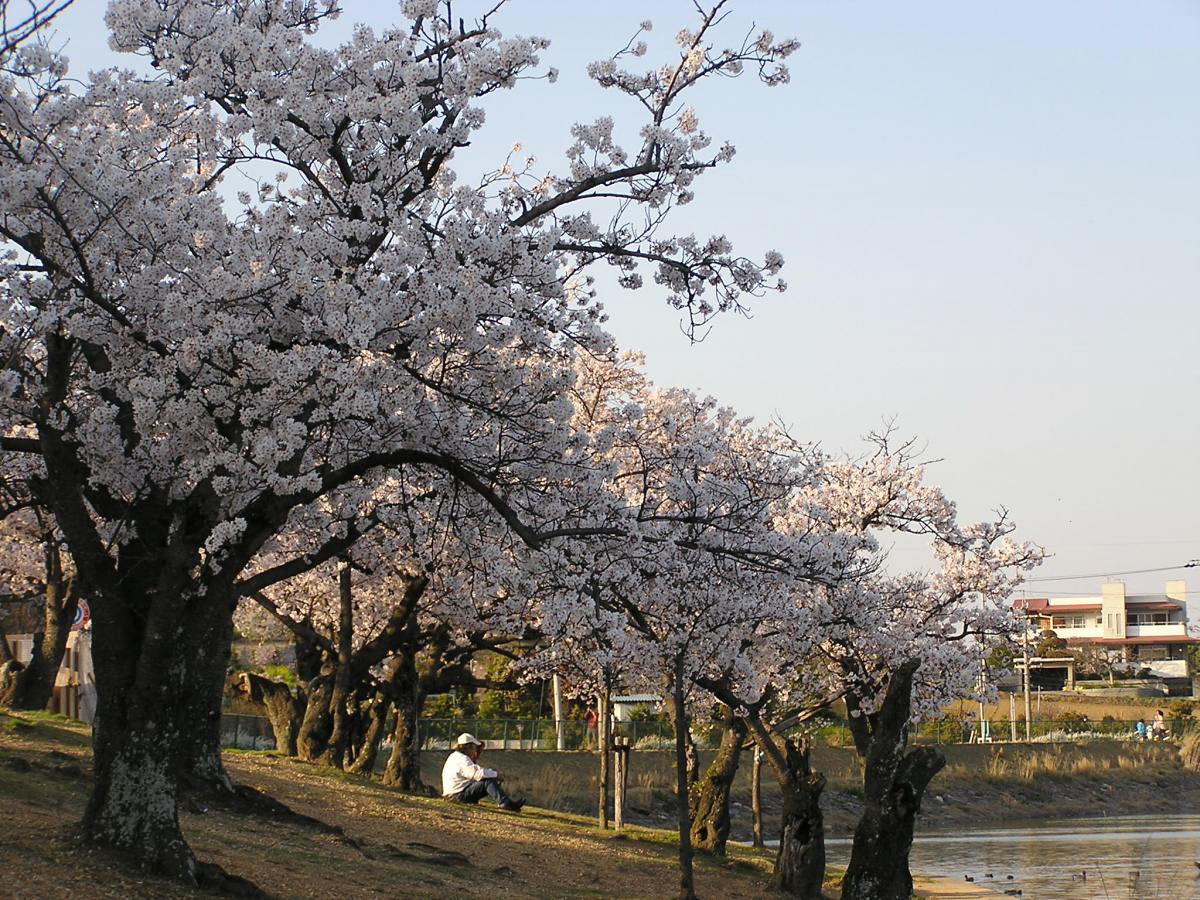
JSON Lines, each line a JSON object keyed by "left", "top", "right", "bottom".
{"left": 832, "top": 741, "right": 1198, "bottom": 836}
{"left": 398, "top": 739, "right": 1192, "bottom": 839}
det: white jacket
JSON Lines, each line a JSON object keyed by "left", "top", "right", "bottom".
{"left": 441, "top": 749, "right": 498, "bottom": 797}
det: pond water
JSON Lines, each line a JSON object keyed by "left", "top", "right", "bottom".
{"left": 823, "top": 814, "right": 1200, "bottom": 899}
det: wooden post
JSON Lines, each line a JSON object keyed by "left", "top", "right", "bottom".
{"left": 597, "top": 688, "right": 610, "bottom": 829}
{"left": 613, "top": 737, "right": 629, "bottom": 830}
{"left": 751, "top": 745, "right": 764, "bottom": 848}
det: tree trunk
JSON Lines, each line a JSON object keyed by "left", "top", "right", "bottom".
{"left": 742, "top": 713, "right": 827, "bottom": 898}
{"left": 841, "top": 661, "right": 946, "bottom": 900}
{"left": 0, "top": 659, "right": 24, "bottom": 707}
{"left": 381, "top": 653, "right": 425, "bottom": 791}
{"left": 321, "top": 563, "right": 355, "bottom": 769}
{"left": 688, "top": 706, "right": 747, "bottom": 855}
{"left": 597, "top": 687, "right": 610, "bottom": 829}
{"left": 296, "top": 668, "right": 334, "bottom": 762}
{"left": 84, "top": 720, "right": 194, "bottom": 878}
{"left": 348, "top": 690, "right": 390, "bottom": 775}
{"left": 14, "top": 550, "right": 79, "bottom": 710}
{"left": 669, "top": 674, "right": 697, "bottom": 900}
{"left": 229, "top": 671, "right": 303, "bottom": 756}
{"left": 774, "top": 737, "right": 826, "bottom": 898}
{"left": 178, "top": 597, "right": 237, "bottom": 792}
{"left": 751, "top": 746, "right": 764, "bottom": 849}
{"left": 82, "top": 575, "right": 238, "bottom": 879}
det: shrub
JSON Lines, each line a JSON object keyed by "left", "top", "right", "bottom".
{"left": 1055, "top": 711, "right": 1088, "bottom": 733}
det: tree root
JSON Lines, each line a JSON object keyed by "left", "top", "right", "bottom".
{"left": 182, "top": 777, "right": 358, "bottom": 841}
{"left": 195, "top": 861, "right": 270, "bottom": 898}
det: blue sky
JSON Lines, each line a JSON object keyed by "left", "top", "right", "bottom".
{"left": 47, "top": 2, "right": 1200, "bottom": 605}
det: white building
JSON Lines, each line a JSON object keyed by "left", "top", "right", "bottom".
{"left": 1017, "top": 580, "right": 1195, "bottom": 679}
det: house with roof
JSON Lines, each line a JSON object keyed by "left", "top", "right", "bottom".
{"left": 1016, "top": 580, "right": 1195, "bottom": 679}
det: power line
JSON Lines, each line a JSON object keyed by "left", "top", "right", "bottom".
{"left": 1024, "top": 560, "right": 1198, "bottom": 584}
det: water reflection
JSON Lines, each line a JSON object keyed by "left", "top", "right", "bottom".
{"left": 823, "top": 815, "right": 1200, "bottom": 899}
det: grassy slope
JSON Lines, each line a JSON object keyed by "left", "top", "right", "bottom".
{"left": 0, "top": 711, "right": 778, "bottom": 899}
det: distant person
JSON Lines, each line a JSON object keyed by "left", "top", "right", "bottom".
{"left": 1135, "top": 719, "right": 1147, "bottom": 741}
{"left": 1152, "top": 710, "right": 1167, "bottom": 740}
{"left": 584, "top": 705, "right": 598, "bottom": 748}
{"left": 441, "top": 733, "right": 525, "bottom": 812}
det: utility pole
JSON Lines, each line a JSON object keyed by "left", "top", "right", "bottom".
{"left": 1021, "top": 598, "right": 1033, "bottom": 741}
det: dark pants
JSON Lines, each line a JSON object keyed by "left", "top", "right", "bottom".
{"left": 455, "top": 777, "right": 512, "bottom": 807}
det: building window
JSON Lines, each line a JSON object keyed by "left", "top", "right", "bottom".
{"left": 1129, "top": 612, "right": 1170, "bottom": 626}
{"left": 1051, "top": 614, "right": 1087, "bottom": 629}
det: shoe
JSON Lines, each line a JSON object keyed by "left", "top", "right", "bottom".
{"left": 501, "top": 798, "right": 526, "bottom": 812}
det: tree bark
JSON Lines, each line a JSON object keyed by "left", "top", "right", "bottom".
{"left": 741, "top": 712, "right": 826, "bottom": 899}
{"left": 321, "top": 562, "right": 355, "bottom": 769}
{"left": 381, "top": 653, "right": 425, "bottom": 791}
{"left": 688, "top": 706, "right": 747, "bottom": 855}
{"left": 669, "top": 675, "right": 697, "bottom": 900}
{"left": 81, "top": 573, "right": 237, "bottom": 879}
{"left": 0, "top": 659, "right": 24, "bottom": 707}
{"left": 178, "top": 596, "right": 237, "bottom": 792}
{"left": 296, "top": 667, "right": 334, "bottom": 762}
{"left": 229, "top": 671, "right": 303, "bottom": 756}
{"left": 774, "top": 737, "right": 826, "bottom": 898}
{"left": 751, "top": 746, "right": 764, "bottom": 849}
{"left": 840, "top": 660, "right": 946, "bottom": 900}
{"left": 348, "top": 689, "right": 390, "bottom": 774}
{"left": 84, "top": 722, "right": 194, "bottom": 878}
{"left": 597, "top": 687, "right": 610, "bottom": 829}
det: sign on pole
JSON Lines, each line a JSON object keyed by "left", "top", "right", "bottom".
{"left": 71, "top": 598, "right": 90, "bottom": 631}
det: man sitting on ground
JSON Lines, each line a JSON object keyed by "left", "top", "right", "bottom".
{"left": 441, "top": 733, "right": 525, "bottom": 812}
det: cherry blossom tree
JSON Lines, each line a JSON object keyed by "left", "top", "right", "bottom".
{"left": 832, "top": 525, "right": 1041, "bottom": 900}
{"left": 238, "top": 474, "right": 536, "bottom": 786}
{"left": 522, "top": 353, "right": 838, "bottom": 900}
{"left": 682, "top": 434, "right": 1040, "bottom": 898}
{"left": 0, "top": 0, "right": 794, "bottom": 880}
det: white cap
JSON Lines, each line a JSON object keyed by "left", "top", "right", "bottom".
{"left": 456, "top": 732, "right": 484, "bottom": 748}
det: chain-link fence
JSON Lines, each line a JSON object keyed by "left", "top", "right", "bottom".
{"left": 811, "top": 716, "right": 1199, "bottom": 747}
{"left": 221, "top": 713, "right": 278, "bottom": 750}
{"left": 413, "top": 717, "right": 723, "bottom": 751}
{"left": 219, "top": 713, "right": 1199, "bottom": 752}
{"left": 218, "top": 714, "right": 717, "bottom": 752}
